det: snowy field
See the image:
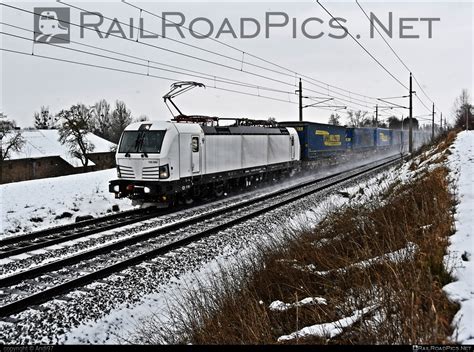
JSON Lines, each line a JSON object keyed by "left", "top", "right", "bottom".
{"left": 0, "top": 169, "right": 135, "bottom": 238}
{"left": 444, "top": 131, "right": 474, "bottom": 344}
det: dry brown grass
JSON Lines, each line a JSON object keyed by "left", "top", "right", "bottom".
{"left": 136, "top": 133, "right": 459, "bottom": 345}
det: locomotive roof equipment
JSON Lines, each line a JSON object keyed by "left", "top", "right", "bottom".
{"left": 163, "top": 81, "right": 205, "bottom": 118}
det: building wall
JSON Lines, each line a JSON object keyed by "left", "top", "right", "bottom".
{"left": 1, "top": 152, "right": 116, "bottom": 184}
{"left": 87, "top": 152, "right": 116, "bottom": 170}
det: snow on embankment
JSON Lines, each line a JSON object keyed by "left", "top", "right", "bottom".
{"left": 444, "top": 131, "right": 474, "bottom": 344}
{"left": 0, "top": 168, "right": 134, "bottom": 238}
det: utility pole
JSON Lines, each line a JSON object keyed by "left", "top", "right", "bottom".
{"left": 432, "top": 103, "right": 435, "bottom": 140}
{"left": 440, "top": 112, "right": 443, "bottom": 131}
{"left": 409, "top": 73, "right": 413, "bottom": 153}
{"left": 375, "top": 104, "right": 378, "bottom": 127}
{"left": 298, "top": 78, "right": 303, "bottom": 122}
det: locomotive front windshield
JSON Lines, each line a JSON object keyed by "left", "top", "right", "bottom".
{"left": 118, "top": 130, "right": 166, "bottom": 154}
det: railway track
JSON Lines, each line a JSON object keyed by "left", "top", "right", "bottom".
{"left": 0, "top": 207, "right": 168, "bottom": 260}
{"left": 0, "top": 155, "right": 402, "bottom": 318}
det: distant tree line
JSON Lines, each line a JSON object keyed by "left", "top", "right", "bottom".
{"left": 32, "top": 99, "right": 148, "bottom": 144}
{"left": 327, "top": 110, "right": 419, "bottom": 129}
{"left": 25, "top": 99, "right": 146, "bottom": 168}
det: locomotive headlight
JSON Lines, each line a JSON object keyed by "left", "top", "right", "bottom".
{"left": 159, "top": 164, "right": 170, "bottom": 179}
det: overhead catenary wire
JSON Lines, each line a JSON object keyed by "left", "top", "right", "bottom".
{"left": 1, "top": 45, "right": 351, "bottom": 116}
{"left": 0, "top": 23, "right": 298, "bottom": 96}
{"left": 1, "top": 3, "right": 379, "bottom": 111}
{"left": 58, "top": 0, "right": 295, "bottom": 80}
{"left": 316, "top": 0, "right": 408, "bottom": 91}
{"left": 0, "top": 33, "right": 373, "bottom": 113}
{"left": 60, "top": 1, "right": 380, "bottom": 108}
{"left": 0, "top": 46, "right": 303, "bottom": 107}
{"left": 355, "top": 0, "right": 437, "bottom": 112}
{"left": 0, "top": 3, "right": 301, "bottom": 90}
{"left": 123, "top": 0, "right": 382, "bottom": 102}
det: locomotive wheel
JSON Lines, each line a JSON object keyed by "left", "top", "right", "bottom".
{"left": 214, "top": 182, "right": 225, "bottom": 197}
{"left": 184, "top": 195, "right": 194, "bottom": 205}
{"left": 131, "top": 199, "right": 144, "bottom": 207}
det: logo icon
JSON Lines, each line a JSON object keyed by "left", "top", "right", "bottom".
{"left": 33, "top": 8, "right": 70, "bottom": 44}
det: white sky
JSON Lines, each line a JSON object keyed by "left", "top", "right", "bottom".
{"left": 1, "top": 1, "right": 473, "bottom": 127}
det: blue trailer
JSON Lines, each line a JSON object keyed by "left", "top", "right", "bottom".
{"left": 278, "top": 121, "right": 346, "bottom": 160}
{"left": 401, "top": 130, "right": 409, "bottom": 147}
{"left": 392, "top": 130, "right": 402, "bottom": 147}
{"left": 346, "top": 127, "right": 376, "bottom": 150}
{"left": 375, "top": 128, "right": 392, "bottom": 148}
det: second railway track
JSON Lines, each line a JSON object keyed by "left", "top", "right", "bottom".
{"left": 0, "top": 207, "right": 166, "bottom": 260}
{"left": 0, "top": 155, "right": 403, "bottom": 318}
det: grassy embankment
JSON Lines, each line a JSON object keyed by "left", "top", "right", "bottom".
{"left": 137, "top": 131, "right": 459, "bottom": 344}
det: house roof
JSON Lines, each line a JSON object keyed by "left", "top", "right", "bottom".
{"left": 4, "top": 129, "right": 116, "bottom": 167}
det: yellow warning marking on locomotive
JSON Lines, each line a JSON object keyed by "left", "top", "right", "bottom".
{"left": 315, "top": 130, "right": 342, "bottom": 146}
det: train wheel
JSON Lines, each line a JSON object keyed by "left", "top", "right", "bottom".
{"left": 214, "top": 182, "right": 225, "bottom": 197}
{"left": 131, "top": 199, "right": 144, "bottom": 207}
{"left": 184, "top": 195, "right": 194, "bottom": 205}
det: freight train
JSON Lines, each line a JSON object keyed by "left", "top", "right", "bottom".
{"left": 109, "top": 116, "right": 431, "bottom": 205}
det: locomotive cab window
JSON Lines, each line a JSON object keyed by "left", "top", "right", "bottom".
{"left": 118, "top": 130, "right": 166, "bottom": 154}
{"left": 192, "top": 136, "right": 199, "bottom": 152}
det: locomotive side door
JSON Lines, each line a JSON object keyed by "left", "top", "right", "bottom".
{"left": 191, "top": 135, "right": 201, "bottom": 173}
{"left": 290, "top": 135, "right": 296, "bottom": 160}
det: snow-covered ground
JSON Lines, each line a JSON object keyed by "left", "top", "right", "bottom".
{"left": 0, "top": 143, "right": 466, "bottom": 343}
{"left": 444, "top": 131, "right": 474, "bottom": 345}
{"left": 0, "top": 168, "right": 135, "bottom": 238}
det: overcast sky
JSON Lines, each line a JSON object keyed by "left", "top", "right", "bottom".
{"left": 1, "top": 0, "right": 472, "bottom": 128}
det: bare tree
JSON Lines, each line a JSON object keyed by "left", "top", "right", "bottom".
{"left": 34, "top": 106, "right": 58, "bottom": 129}
{"left": 110, "top": 100, "right": 132, "bottom": 143}
{"left": 57, "top": 104, "right": 95, "bottom": 167}
{"left": 1, "top": 114, "right": 25, "bottom": 182}
{"left": 360, "top": 116, "right": 375, "bottom": 127}
{"left": 91, "top": 99, "right": 112, "bottom": 140}
{"left": 346, "top": 110, "right": 368, "bottom": 127}
{"left": 328, "top": 113, "right": 341, "bottom": 126}
{"left": 452, "top": 89, "right": 473, "bottom": 129}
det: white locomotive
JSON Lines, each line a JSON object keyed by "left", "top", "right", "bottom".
{"left": 109, "top": 118, "right": 300, "bottom": 204}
